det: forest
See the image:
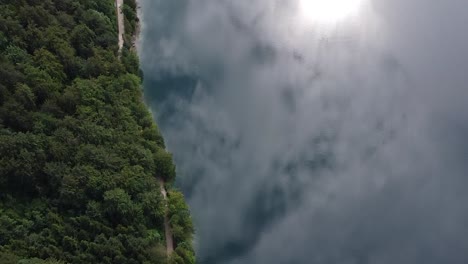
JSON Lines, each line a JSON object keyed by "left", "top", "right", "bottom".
{"left": 0, "top": 0, "right": 194, "bottom": 263}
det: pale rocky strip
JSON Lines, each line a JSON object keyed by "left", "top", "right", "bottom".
{"left": 159, "top": 179, "right": 175, "bottom": 255}
{"left": 116, "top": 0, "right": 125, "bottom": 52}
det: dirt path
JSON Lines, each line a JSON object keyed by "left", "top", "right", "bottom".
{"left": 115, "top": 0, "right": 174, "bottom": 257}
{"left": 116, "top": 0, "right": 125, "bottom": 52}
{"left": 159, "top": 179, "right": 175, "bottom": 256}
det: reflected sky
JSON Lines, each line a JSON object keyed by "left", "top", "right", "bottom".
{"left": 140, "top": 0, "right": 468, "bottom": 263}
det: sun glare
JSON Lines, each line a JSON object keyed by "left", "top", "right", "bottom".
{"left": 300, "top": 0, "right": 363, "bottom": 24}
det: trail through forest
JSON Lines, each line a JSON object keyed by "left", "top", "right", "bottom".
{"left": 116, "top": 0, "right": 124, "bottom": 52}
{"left": 115, "top": 0, "right": 174, "bottom": 257}
{"left": 159, "top": 179, "right": 175, "bottom": 255}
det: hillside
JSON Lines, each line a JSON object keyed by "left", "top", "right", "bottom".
{"left": 0, "top": 0, "right": 194, "bottom": 263}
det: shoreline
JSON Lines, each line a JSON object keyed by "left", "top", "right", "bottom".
{"left": 132, "top": 0, "right": 176, "bottom": 257}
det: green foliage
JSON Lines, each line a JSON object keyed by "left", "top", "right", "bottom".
{"left": 122, "top": 47, "right": 141, "bottom": 75}
{"left": 155, "top": 149, "right": 176, "bottom": 182}
{"left": 81, "top": 9, "right": 117, "bottom": 48}
{"left": 70, "top": 24, "right": 96, "bottom": 58}
{"left": 103, "top": 188, "right": 140, "bottom": 225}
{"left": 0, "top": 0, "right": 194, "bottom": 263}
{"left": 168, "top": 191, "right": 195, "bottom": 247}
{"left": 33, "top": 48, "right": 66, "bottom": 82}
{"left": 170, "top": 243, "right": 196, "bottom": 264}
{"left": 121, "top": 0, "right": 139, "bottom": 48}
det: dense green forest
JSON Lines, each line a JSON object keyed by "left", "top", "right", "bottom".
{"left": 0, "top": 0, "right": 194, "bottom": 263}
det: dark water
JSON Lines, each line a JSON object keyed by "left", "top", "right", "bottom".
{"left": 140, "top": 0, "right": 468, "bottom": 263}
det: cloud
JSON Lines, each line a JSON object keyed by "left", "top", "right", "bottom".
{"left": 139, "top": 0, "right": 468, "bottom": 263}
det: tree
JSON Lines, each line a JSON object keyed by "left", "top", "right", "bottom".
{"left": 4, "top": 45, "right": 32, "bottom": 65}
{"left": 154, "top": 149, "right": 176, "bottom": 182}
{"left": 0, "top": 1, "right": 194, "bottom": 262}
{"left": 70, "top": 24, "right": 95, "bottom": 58}
{"left": 121, "top": 48, "right": 140, "bottom": 75}
{"left": 33, "top": 48, "right": 66, "bottom": 82}
{"left": 13, "top": 83, "right": 36, "bottom": 110}
{"left": 168, "top": 191, "right": 194, "bottom": 246}
{"left": 103, "top": 188, "right": 139, "bottom": 226}
{"left": 81, "top": 9, "right": 117, "bottom": 48}
{"left": 171, "top": 243, "right": 196, "bottom": 264}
